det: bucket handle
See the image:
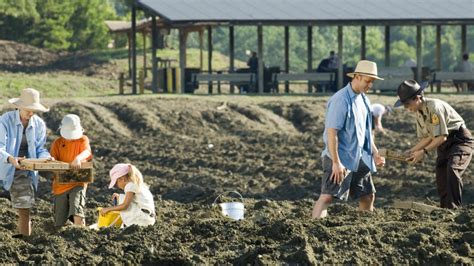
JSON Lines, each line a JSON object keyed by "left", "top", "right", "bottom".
{"left": 212, "top": 191, "right": 244, "bottom": 206}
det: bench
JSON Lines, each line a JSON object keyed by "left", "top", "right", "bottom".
{"left": 431, "top": 71, "right": 474, "bottom": 90}
{"left": 272, "top": 72, "right": 335, "bottom": 92}
{"left": 374, "top": 67, "right": 413, "bottom": 92}
{"left": 192, "top": 73, "right": 256, "bottom": 93}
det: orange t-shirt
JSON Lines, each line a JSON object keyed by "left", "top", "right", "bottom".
{"left": 50, "top": 136, "right": 93, "bottom": 195}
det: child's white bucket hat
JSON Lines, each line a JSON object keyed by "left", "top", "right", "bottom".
{"left": 60, "top": 114, "right": 84, "bottom": 140}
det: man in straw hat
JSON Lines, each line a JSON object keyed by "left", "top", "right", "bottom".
{"left": 394, "top": 80, "right": 473, "bottom": 209}
{"left": 0, "top": 88, "right": 53, "bottom": 238}
{"left": 312, "top": 60, "right": 386, "bottom": 219}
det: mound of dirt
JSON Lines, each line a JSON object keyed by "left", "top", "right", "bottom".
{"left": 0, "top": 40, "right": 59, "bottom": 70}
{"left": 0, "top": 40, "right": 121, "bottom": 77}
{"left": 0, "top": 95, "right": 472, "bottom": 264}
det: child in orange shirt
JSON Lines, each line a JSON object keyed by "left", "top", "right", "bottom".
{"left": 50, "top": 114, "right": 92, "bottom": 227}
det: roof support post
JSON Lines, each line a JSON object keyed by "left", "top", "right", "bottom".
{"left": 258, "top": 25, "right": 264, "bottom": 94}
{"left": 199, "top": 30, "right": 204, "bottom": 71}
{"left": 337, "top": 26, "right": 343, "bottom": 89}
{"left": 435, "top": 25, "right": 441, "bottom": 93}
{"left": 461, "top": 24, "right": 467, "bottom": 56}
{"left": 127, "top": 33, "right": 132, "bottom": 78}
{"left": 284, "top": 26, "right": 290, "bottom": 94}
{"left": 179, "top": 29, "right": 187, "bottom": 94}
{"left": 361, "top": 26, "right": 366, "bottom": 60}
{"left": 416, "top": 25, "right": 423, "bottom": 83}
{"left": 207, "top": 26, "right": 213, "bottom": 94}
{"left": 131, "top": 2, "right": 137, "bottom": 94}
{"left": 151, "top": 16, "right": 158, "bottom": 93}
{"left": 229, "top": 25, "right": 235, "bottom": 94}
{"left": 385, "top": 26, "right": 390, "bottom": 67}
{"left": 143, "top": 32, "right": 147, "bottom": 78}
{"left": 307, "top": 25, "right": 313, "bottom": 93}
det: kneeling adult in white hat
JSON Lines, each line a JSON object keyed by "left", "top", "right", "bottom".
{"left": 312, "top": 60, "right": 386, "bottom": 219}
{"left": 0, "top": 88, "right": 53, "bottom": 237}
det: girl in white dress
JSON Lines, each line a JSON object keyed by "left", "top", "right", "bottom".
{"left": 100, "top": 163, "right": 155, "bottom": 226}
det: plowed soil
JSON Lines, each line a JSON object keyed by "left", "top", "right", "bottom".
{"left": 0, "top": 94, "right": 472, "bottom": 264}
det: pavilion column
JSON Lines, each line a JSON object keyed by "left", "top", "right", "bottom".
{"left": 207, "top": 26, "right": 213, "bottom": 94}
{"left": 127, "top": 33, "right": 132, "bottom": 77}
{"left": 337, "top": 26, "right": 343, "bottom": 89}
{"left": 131, "top": 2, "right": 137, "bottom": 94}
{"left": 461, "top": 24, "right": 467, "bottom": 56}
{"left": 151, "top": 16, "right": 158, "bottom": 93}
{"left": 199, "top": 30, "right": 204, "bottom": 71}
{"left": 143, "top": 32, "right": 147, "bottom": 78}
{"left": 307, "top": 25, "right": 313, "bottom": 93}
{"left": 257, "top": 25, "right": 264, "bottom": 94}
{"left": 385, "top": 26, "right": 390, "bottom": 67}
{"left": 435, "top": 25, "right": 441, "bottom": 92}
{"left": 361, "top": 26, "right": 366, "bottom": 60}
{"left": 229, "top": 25, "right": 235, "bottom": 94}
{"left": 179, "top": 29, "right": 188, "bottom": 94}
{"left": 416, "top": 25, "right": 423, "bottom": 82}
{"left": 284, "top": 26, "right": 290, "bottom": 93}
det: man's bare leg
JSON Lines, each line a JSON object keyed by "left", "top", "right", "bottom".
{"left": 358, "top": 193, "right": 375, "bottom": 211}
{"left": 312, "top": 194, "right": 333, "bottom": 219}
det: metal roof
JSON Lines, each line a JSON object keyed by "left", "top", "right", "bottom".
{"left": 137, "top": 0, "right": 474, "bottom": 25}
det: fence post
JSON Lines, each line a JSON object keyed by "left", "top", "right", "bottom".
{"left": 119, "top": 72, "right": 124, "bottom": 95}
{"left": 139, "top": 69, "right": 145, "bottom": 94}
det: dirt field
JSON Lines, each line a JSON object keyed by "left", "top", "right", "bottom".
{"left": 0, "top": 94, "right": 473, "bottom": 264}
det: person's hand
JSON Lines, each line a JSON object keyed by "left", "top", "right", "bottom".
{"left": 374, "top": 152, "right": 386, "bottom": 167}
{"left": 8, "top": 156, "right": 25, "bottom": 169}
{"left": 100, "top": 208, "right": 110, "bottom": 216}
{"left": 70, "top": 158, "right": 82, "bottom": 170}
{"left": 330, "top": 161, "right": 347, "bottom": 185}
{"left": 406, "top": 149, "right": 424, "bottom": 164}
{"left": 47, "top": 157, "right": 55, "bottom": 161}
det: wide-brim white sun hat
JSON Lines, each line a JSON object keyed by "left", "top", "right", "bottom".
{"left": 60, "top": 114, "right": 84, "bottom": 140}
{"left": 346, "top": 60, "right": 384, "bottom": 80}
{"left": 8, "top": 88, "right": 49, "bottom": 112}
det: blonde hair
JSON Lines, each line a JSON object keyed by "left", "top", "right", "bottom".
{"left": 124, "top": 164, "right": 143, "bottom": 187}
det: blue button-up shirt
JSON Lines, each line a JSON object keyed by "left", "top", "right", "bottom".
{"left": 322, "top": 83, "right": 376, "bottom": 172}
{"left": 0, "top": 110, "right": 50, "bottom": 191}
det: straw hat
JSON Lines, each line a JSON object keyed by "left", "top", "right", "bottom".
{"left": 59, "top": 114, "right": 84, "bottom": 140}
{"left": 8, "top": 88, "right": 49, "bottom": 112}
{"left": 347, "top": 60, "right": 384, "bottom": 80}
{"left": 394, "top": 80, "right": 428, "bottom": 107}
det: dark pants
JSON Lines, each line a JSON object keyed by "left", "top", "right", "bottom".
{"left": 436, "top": 127, "right": 473, "bottom": 209}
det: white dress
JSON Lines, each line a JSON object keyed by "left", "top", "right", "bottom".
{"left": 118, "top": 182, "right": 156, "bottom": 226}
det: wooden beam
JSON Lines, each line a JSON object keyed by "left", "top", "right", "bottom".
{"left": 461, "top": 24, "right": 467, "bottom": 56}
{"left": 143, "top": 32, "right": 147, "bottom": 78}
{"left": 199, "top": 30, "right": 203, "bottom": 71}
{"left": 179, "top": 29, "right": 187, "bottom": 94}
{"left": 361, "top": 26, "right": 366, "bottom": 60}
{"left": 258, "top": 25, "right": 264, "bottom": 94}
{"left": 284, "top": 26, "right": 290, "bottom": 93}
{"left": 151, "top": 16, "right": 158, "bottom": 93}
{"left": 416, "top": 25, "right": 422, "bottom": 83}
{"left": 307, "top": 25, "right": 313, "bottom": 93}
{"left": 385, "top": 25, "right": 390, "bottom": 67}
{"left": 229, "top": 25, "right": 235, "bottom": 94}
{"left": 436, "top": 25, "right": 441, "bottom": 93}
{"left": 207, "top": 26, "right": 213, "bottom": 94}
{"left": 131, "top": 3, "right": 137, "bottom": 94}
{"left": 337, "top": 26, "right": 343, "bottom": 89}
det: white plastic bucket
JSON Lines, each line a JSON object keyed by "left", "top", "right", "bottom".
{"left": 213, "top": 191, "right": 245, "bottom": 220}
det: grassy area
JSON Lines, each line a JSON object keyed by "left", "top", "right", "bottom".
{"left": 0, "top": 72, "right": 117, "bottom": 99}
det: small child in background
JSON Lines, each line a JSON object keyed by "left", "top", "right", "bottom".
{"left": 100, "top": 163, "right": 155, "bottom": 226}
{"left": 50, "top": 114, "right": 92, "bottom": 227}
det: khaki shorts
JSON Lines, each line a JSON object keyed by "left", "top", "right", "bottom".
{"left": 54, "top": 186, "right": 86, "bottom": 226}
{"left": 9, "top": 173, "right": 35, "bottom": 209}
